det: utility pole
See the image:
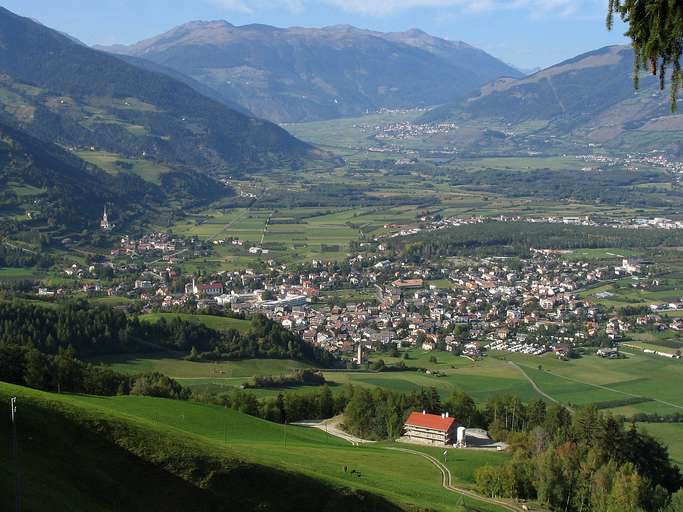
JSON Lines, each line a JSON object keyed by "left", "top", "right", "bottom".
{"left": 10, "top": 397, "right": 20, "bottom": 512}
{"left": 223, "top": 404, "right": 228, "bottom": 446}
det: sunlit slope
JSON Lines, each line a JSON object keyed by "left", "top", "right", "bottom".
{"left": 0, "top": 383, "right": 399, "bottom": 511}
{"left": 0, "top": 381, "right": 508, "bottom": 511}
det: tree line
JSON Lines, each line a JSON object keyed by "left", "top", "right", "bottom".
{"left": 392, "top": 221, "right": 683, "bottom": 260}
{"left": 0, "top": 300, "right": 336, "bottom": 367}
{"left": 340, "top": 386, "right": 682, "bottom": 511}
{"left": 193, "top": 385, "right": 348, "bottom": 425}
{"left": 243, "top": 369, "right": 327, "bottom": 389}
{"left": 0, "top": 343, "right": 187, "bottom": 399}
{"left": 474, "top": 403, "right": 683, "bottom": 512}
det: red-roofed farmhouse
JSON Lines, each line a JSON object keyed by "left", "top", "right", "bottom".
{"left": 403, "top": 411, "right": 457, "bottom": 445}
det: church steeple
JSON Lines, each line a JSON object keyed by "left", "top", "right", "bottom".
{"left": 100, "top": 205, "right": 111, "bottom": 230}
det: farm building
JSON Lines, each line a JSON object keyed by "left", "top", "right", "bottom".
{"left": 403, "top": 411, "right": 457, "bottom": 446}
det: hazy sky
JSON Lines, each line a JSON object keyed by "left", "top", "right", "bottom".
{"left": 3, "top": 0, "right": 629, "bottom": 69}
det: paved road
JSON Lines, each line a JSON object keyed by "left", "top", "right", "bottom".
{"left": 385, "top": 447, "right": 525, "bottom": 512}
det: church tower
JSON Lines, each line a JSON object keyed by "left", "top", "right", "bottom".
{"left": 100, "top": 206, "right": 111, "bottom": 231}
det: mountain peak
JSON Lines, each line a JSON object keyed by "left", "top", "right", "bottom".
{"left": 95, "top": 20, "right": 521, "bottom": 122}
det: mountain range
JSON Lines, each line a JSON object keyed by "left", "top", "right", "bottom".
{"left": 422, "top": 45, "right": 683, "bottom": 150}
{"left": 0, "top": 7, "right": 319, "bottom": 174}
{"left": 97, "top": 21, "right": 523, "bottom": 123}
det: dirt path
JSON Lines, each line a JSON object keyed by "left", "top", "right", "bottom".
{"left": 385, "top": 447, "right": 525, "bottom": 512}
{"left": 296, "top": 418, "right": 527, "bottom": 512}
{"left": 508, "top": 362, "right": 574, "bottom": 412}
{"left": 291, "top": 416, "right": 374, "bottom": 445}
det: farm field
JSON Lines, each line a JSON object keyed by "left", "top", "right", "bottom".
{"left": 55, "top": 389, "right": 509, "bottom": 511}
{"left": 336, "top": 351, "right": 542, "bottom": 403}
{"left": 497, "top": 351, "right": 683, "bottom": 416}
{"left": 580, "top": 278, "right": 683, "bottom": 309}
{"left": 94, "top": 345, "right": 683, "bottom": 419}
{"left": 359, "top": 349, "right": 683, "bottom": 416}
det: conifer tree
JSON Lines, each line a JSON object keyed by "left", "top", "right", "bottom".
{"left": 608, "top": 0, "right": 683, "bottom": 111}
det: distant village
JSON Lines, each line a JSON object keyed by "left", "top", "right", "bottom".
{"left": 36, "top": 221, "right": 683, "bottom": 363}
{"left": 388, "top": 214, "right": 683, "bottom": 239}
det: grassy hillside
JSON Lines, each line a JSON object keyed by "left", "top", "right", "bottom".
{"left": 0, "top": 120, "right": 161, "bottom": 232}
{"left": 94, "top": 352, "right": 314, "bottom": 389}
{"left": 0, "top": 382, "right": 508, "bottom": 511}
{"left": 0, "top": 382, "right": 396, "bottom": 511}
{"left": 138, "top": 312, "right": 250, "bottom": 332}
{"left": 637, "top": 423, "right": 683, "bottom": 468}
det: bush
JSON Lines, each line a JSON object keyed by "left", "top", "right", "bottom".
{"left": 131, "top": 372, "right": 189, "bottom": 400}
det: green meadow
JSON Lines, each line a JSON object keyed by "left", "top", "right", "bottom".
{"left": 95, "top": 352, "right": 313, "bottom": 382}
{"left": 75, "top": 150, "right": 171, "bottom": 185}
{"left": 497, "top": 350, "right": 683, "bottom": 416}
{"left": 138, "top": 312, "right": 251, "bottom": 332}
{"left": 69, "top": 393, "right": 508, "bottom": 511}
{"left": 0, "top": 382, "right": 510, "bottom": 511}
{"left": 636, "top": 423, "right": 683, "bottom": 468}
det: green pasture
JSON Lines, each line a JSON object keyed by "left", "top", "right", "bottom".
{"left": 0, "top": 267, "right": 42, "bottom": 279}
{"left": 75, "top": 150, "right": 171, "bottom": 185}
{"left": 94, "top": 353, "right": 312, "bottom": 381}
{"left": 56, "top": 389, "right": 508, "bottom": 511}
{"left": 580, "top": 276, "right": 683, "bottom": 308}
{"left": 636, "top": 423, "right": 683, "bottom": 468}
{"left": 499, "top": 351, "right": 683, "bottom": 415}
{"left": 138, "top": 312, "right": 250, "bottom": 332}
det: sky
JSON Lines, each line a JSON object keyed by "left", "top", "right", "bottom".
{"left": 3, "top": 0, "right": 629, "bottom": 69}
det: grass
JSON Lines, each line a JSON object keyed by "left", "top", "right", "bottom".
{"left": 0, "top": 267, "right": 42, "bottom": 279}
{"left": 579, "top": 275, "right": 683, "bottom": 309}
{"left": 0, "top": 382, "right": 509, "bottom": 511}
{"left": 497, "top": 351, "right": 683, "bottom": 416}
{"left": 0, "top": 382, "right": 398, "bottom": 511}
{"left": 75, "top": 150, "right": 171, "bottom": 185}
{"left": 335, "top": 351, "right": 542, "bottom": 404}
{"left": 138, "top": 312, "right": 251, "bottom": 332}
{"left": 360, "top": 348, "right": 683, "bottom": 419}
{"left": 70, "top": 393, "right": 507, "bottom": 511}
{"left": 94, "top": 353, "right": 313, "bottom": 381}
{"left": 636, "top": 423, "right": 683, "bottom": 468}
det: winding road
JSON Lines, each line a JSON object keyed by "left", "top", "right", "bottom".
{"left": 385, "top": 447, "right": 525, "bottom": 512}
{"left": 295, "top": 417, "right": 527, "bottom": 512}
{"left": 508, "top": 361, "right": 574, "bottom": 412}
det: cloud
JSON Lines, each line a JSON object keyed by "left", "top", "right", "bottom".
{"left": 206, "top": 0, "right": 605, "bottom": 18}
{"left": 207, "top": 0, "right": 254, "bottom": 13}
{"left": 208, "top": 0, "right": 305, "bottom": 14}
{"left": 320, "top": 0, "right": 601, "bottom": 17}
